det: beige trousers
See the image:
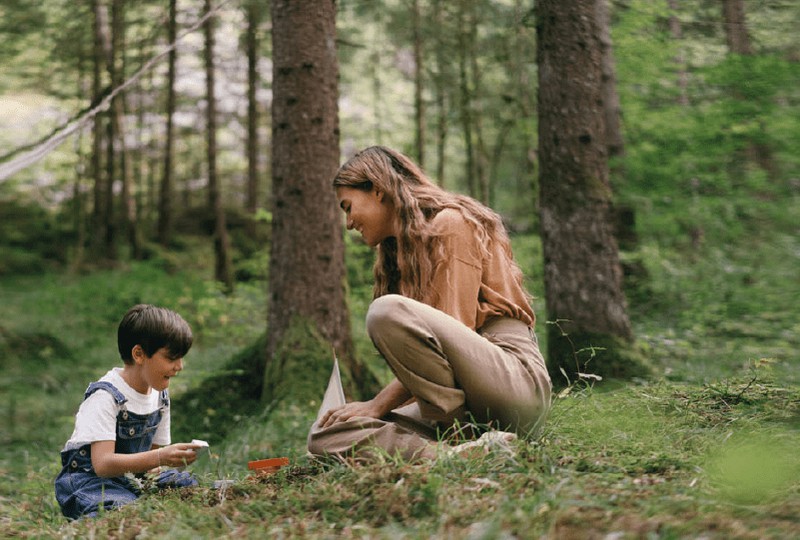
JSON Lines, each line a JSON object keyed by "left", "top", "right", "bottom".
{"left": 307, "top": 295, "right": 552, "bottom": 461}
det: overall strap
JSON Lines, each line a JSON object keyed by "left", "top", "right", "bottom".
{"left": 84, "top": 381, "right": 128, "bottom": 410}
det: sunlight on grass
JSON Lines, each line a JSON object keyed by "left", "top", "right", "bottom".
{"left": 706, "top": 432, "right": 800, "bottom": 505}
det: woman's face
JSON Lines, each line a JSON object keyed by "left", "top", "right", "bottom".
{"left": 336, "top": 186, "right": 398, "bottom": 247}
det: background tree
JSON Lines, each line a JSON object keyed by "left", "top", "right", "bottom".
{"left": 456, "top": 0, "right": 477, "bottom": 200}
{"left": 90, "top": 0, "right": 108, "bottom": 260}
{"left": 204, "top": 0, "right": 234, "bottom": 291}
{"left": 157, "top": 0, "right": 178, "bottom": 246}
{"left": 596, "top": 0, "right": 625, "bottom": 162}
{"left": 111, "top": 0, "right": 143, "bottom": 259}
{"left": 266, "top": 0, "right": 377, "bottom": 401}
{"left": 721, "top": 0, "right": 752, "bottom": 55}
{"left": 431, "top": 0, "right": 449, "bottom": 186}
{"left": 720, "top": 0, "right": 777, "bottom": 179}
{"left": 411, "top": 0, "right": 425, "bottom": 167}
{"left": 536, "top": 0, "right": 649, "bottom": 385}
{"left": 95, "top": 0, "right": 142, "bottom": 260}
{"left": 667, "top": 0, "right": 689, "bottom": 106}
{"left": 244, "top": 0, "right": 264, "bottom": 240}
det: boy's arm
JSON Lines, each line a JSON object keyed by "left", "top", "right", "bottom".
{"left": 91, "top": 440, "right": 200, "bottom": 477}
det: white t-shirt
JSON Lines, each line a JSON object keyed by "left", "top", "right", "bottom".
{"left": 62, "top": 367, "right": 171, "bottom": 451}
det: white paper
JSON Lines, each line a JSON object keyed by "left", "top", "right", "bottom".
{"left": 191, "top": 439, "right": 209, "bottom": 455}
{"left": 315, "top": 355, "right": 346, "bottom": 422}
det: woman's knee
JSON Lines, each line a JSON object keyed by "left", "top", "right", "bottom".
{"left": 365, "top": 294, "right": 410, "bottom": 339}
{"left": 307, "top": 424, "right": 334, "bottom": 458}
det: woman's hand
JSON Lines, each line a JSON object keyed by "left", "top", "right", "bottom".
{"left": 318, "top": 379, "right": 413, "bottom": 429}
{"left": 319, "top": 400, "right": 383, "bottom": 428}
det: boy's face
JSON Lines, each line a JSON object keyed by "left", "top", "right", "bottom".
{"left": 135, "top": 346, "right": 184, "bottom": 392}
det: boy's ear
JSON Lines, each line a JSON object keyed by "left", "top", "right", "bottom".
{"left": 132, "top": 345, "right": 146, "bottom": 364}
{"left": 374, "top": 187, "right": 384, "bottom": 202}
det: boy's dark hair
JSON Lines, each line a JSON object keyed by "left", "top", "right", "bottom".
{"left": 117, "top": 304, "right": 193, "bottom": 364}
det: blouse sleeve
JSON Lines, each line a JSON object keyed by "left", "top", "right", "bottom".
{"left": 428, "top": 210, "right": 483, "bottom": 330}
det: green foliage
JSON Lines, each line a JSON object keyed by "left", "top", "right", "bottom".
{"left": 0, "top": 199, "right": 70, "bottom": 274}
{"left": 546, "top": 325, "right": 654, "bottom": 387}
{"left": 170, "top": 334, "right": 266, "bottom": 445}
{"left": 706, "top": 434, "right": 799, "bottom": 505}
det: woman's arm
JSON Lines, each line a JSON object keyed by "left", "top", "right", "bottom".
{"left": 91, "top": 440, "right": 200, "bottom": 477}
{"left": 428, "top": 210, "right": 483, "bottom": 329}
{"left": 318, "top": 378, "right": 411, "bottom": 428}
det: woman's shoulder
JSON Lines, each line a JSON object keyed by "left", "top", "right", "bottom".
{"left": 430, "top": 207, "right": 471, "bottom": 234}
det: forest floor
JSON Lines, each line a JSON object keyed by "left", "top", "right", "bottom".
{"left": 1, "top": 189, "right": 799, "bottom": 538}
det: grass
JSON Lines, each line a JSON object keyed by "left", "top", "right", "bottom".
{"left": 1, "top": 188, "right": 799, "bottom": 538}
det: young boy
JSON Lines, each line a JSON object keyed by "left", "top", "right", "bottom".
{"left": 55, "top": 304, "right": 203, "bottom": 520}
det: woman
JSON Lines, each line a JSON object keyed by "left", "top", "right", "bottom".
{"left": 308, "top": 146, "right": 551, "bottom": 461}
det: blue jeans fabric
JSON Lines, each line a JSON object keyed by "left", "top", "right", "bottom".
{"left": 54, "top": 381, "right": 197, "bottom": 520}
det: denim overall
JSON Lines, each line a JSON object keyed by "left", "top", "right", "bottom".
{"left": 54, "top": 381, "right": 197, "bottom": 520}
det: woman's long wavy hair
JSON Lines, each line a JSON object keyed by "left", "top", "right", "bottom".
{"left": 333, "top": 146, "right": 527, "bottom": 304}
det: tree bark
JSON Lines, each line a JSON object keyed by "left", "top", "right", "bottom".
{"left": 457, "top": 0, "right": 476, "bottom": 198}
{"left": 107, "top": 0, "right": 142, "bottom": 259}
{"left": 432, "top": 0, "right": 448, "bottom": 187}
{"left": 667, "top": 0, "right": 689, "bottom": 106}
{"left": 204, "top": 0, "right": 234, "bottom": 291}
{"left": 158, "top": 0, "right": 178, "bottom": 246}
{"left": 536, "top": 0, "right": 645, "bottom": 384}
{"left": 93, "top": 0, "right": 117, "bottom": 260}
{"left": 73, "top": 44, "right": 88, "bottom": 270}
{"left": 268, "top": 0, "right": 376, "bottom": 399}
{"left": 245, "top": 0, "right": 262, "bottom": 240}
{"left": 721, "top": 0, "right": 753, "bottom": 55}
{"left": 90, "top": 0, "right": 106, "bottom": 259}
{"left": 468, "top": 5, "right": 490, "bottom": 205}
{"left": 412, "top": 0, "right": 426, "bottom": 168}
{"left": 595, "top": 0, "right": 625, "bottom": 161}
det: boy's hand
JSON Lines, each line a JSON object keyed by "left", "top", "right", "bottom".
{"left": 158, "top": 443, "right": 201, "bottom": 467}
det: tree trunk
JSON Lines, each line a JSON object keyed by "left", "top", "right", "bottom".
{"left": 512, "top": 0, "right": 538, "bottom": 214}
{"left": 667, "top": 0, "right": 689, "bottom": 106}
{"left": 468, "top": 6, "right": 490, "bottom": 205}
{"left": 433, "top": 0, "right": 448, "bottom": 187}
{"left": 596, "top": 0, "right": 636, "bottom": 249}
{"left": 721, "top": 0, "right": 753, "bottom": 55}
{"left": 73, "top": 45, "right": 87, "bottom": 270}
{"left": 721, "top": 0, "right": 778, "bottom": 179}
{"left": 595, "top": 0, "right": 625, "bottom": 161}
{"left": 104, "top": 107, "right": 116, "bottom": 260}
{"left": 457, "top": 0, "right": 476, "bottom": 198}
{"left": 371, "top": 48, "right": 384, "bottom": 145}
{"left": 158, "top": 0, "right": 178, "bottom": 246}
{"left": 245, "top": 0, "right": 262, "bottom": 239}
{"left": 536, "top": 0, "right": 647, "bottom": 385}
{"left": 93, "top": 0, "right": 116, "bottom": 260}
{"left": 268, "top": 0, "right": 376, "bottom": 400}
{"left": 90, "top": 0, "right": 106, "bottom": 259}
{"left": 107, "top": 0, "right": 142, "bottom": 259}
{"left": 412, "top": 0, "right": 426, "bottom": 168}
{"left": 204, "top": 0, "right": 234, "bottom": 291}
